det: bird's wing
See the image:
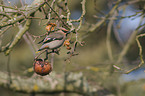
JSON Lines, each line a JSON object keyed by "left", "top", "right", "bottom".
{"left": 38, "top": 37, "right": 56, "bottom": 44}
{"left": 38, "top": 38, "right": 45, "bottom": 44}
{"left": 38, "top": 32, "right": 64, "bottom": 44}
{"left": 42, "top": 32, "right": 64, "bottom": 44}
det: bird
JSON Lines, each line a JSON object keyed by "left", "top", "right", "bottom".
{"left": 38, "top": 29, "right": 70, "bottom": 51}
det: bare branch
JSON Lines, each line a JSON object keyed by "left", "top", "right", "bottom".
{"left": 0, "top": 71, "right": 114, "bottom": 96}
{"left": 0, "top": 0, "right": 45, "bottom": 28}
{"left": 125, "top": 33, "right": 145, "bottom": 74}
{"left": 88, "top": 0, "right": 121, "bottom": 32}
{"left": 4, "top": 19, "right": 31, "bottom": 55}
{"left": 116, "top": 15, "right": 144, "bottom": 64}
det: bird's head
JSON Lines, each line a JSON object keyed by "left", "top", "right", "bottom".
{"left": 56, "top": 27, "right": 71, "bottom": 35}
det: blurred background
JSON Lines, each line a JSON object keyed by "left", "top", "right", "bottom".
{"left": 0, "top": 0, "right": 145, "bottom": 96}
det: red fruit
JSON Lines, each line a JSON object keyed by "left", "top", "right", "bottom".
{"left": 64, "top": 39, "right": 70, "bottom": 46}
{"left": 66, "top": 46, "right": 71, "bottom": 50}
{"left": 33, "top": 59, "right": 52, "bottom": 76}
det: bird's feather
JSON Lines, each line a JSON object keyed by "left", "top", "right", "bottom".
{"left": 37, "top": 30, "right": 66, "bottom": 51}
{"left": 38, "top": 38, "right": 45, "bottom": 44}
{"left": 38, "top": 32, "right": 65, "bottom": 45}
{"left": 42, "top": 37, "right": 63, "bottom": 44}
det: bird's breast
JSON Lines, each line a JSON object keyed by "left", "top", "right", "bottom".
{"left": 47, "top": 39, "right": 65, "bottom": 49}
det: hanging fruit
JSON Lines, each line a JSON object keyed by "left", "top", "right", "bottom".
{"left": 33, "top": 59, "right": 52, "bottom": 76}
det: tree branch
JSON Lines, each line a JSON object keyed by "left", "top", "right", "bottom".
{"left": 88, "top": 0, "right": 121, "bottom": 32}
{"left": 4, "top": 19, "right": 31, "bottom": 55}
{"left": 116, "top": 16, "right": 144, "bottom": 64}
{"left": 0, "top": 0, "right": 45, "bottom": 28}
{"left": 0, "top": 71, "right": 114, "bottom": 96}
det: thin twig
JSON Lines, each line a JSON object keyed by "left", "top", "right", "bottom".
{"left": 51, "top": 53, "right": 54, "bottom": 69}
{"left": 0, "top": 4, "right": 25, "bottom": 11}
{"left": 106, "top": 15, "right": 115, "bottom": 61}
{"left": 20, "top": 0, "right": 24, "bottom": 7}
{"left": 26, "top": 32, "right": 39, "bottom": 51}
{"left": 0, "top": 12, "right": 12, "bottom": 19}
{"left": 4, "top": 19, "right": 31, "bottom": 55}
{"left": 7, "top": 54, "right": 12, "bottom": 85}
{"left": 88, "top": 0, "right": 121, "bottom": 32}
{"left": 125, "top": 33, "right": 145, "bottom": 74}
{"left": 47, "top": 0, "right": 56, "bottom": 23}
{"left": 35, "top": 49, "right": 46, "bottom": 59}
{"left": 23, "top": 33, "right": 36, "bottom": 57}
{"left": 29, "top": 32, "right": 48, "bottom": 42}
{"left": 41, "top": 6, "right": 48, "bottom": 19}
{"left": 0, "top": 25, "right": 12, "bottom": 36}
{"left": 93, "top": 0, "right": 105, "bottom": 15}
{"left": 45, "top": 2, "right": 70, "bottom": 29}
{"left": 76, "top": 0, "right": 86, "bottom": 32}
{"left": 113, "top": 24, "right": 124, "bottom": 47}
{"left": 0, "top": 0, "right": 45, "bottom": 28}
{"left": 116, "top": 15, "right": 144, "bottom": 64}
